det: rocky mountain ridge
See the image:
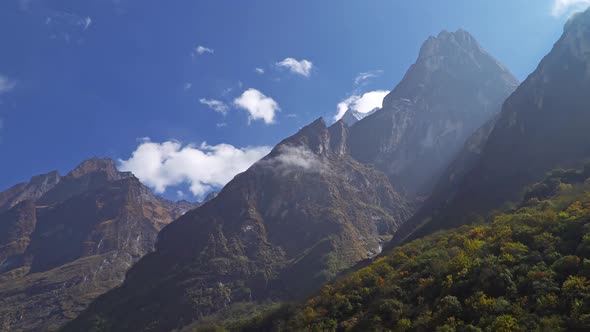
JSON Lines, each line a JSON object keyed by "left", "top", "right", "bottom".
{"left": 0, "top": 158, "right": 196, "bottom": 331}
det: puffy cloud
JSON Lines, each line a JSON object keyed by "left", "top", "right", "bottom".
{"left": 276, "top": 58, "right": 313, "bottom": 77}
{"left": 195, "top": 45, "right": 214, "bottom": 55}
{"left": 234, "top": 88, "right": 280, "bottom": 124}
{"left": 0, "top": 75, "right": 16, "bottom": 95}
{"left": 255, "top": 67, "right": 265, "bottom": 74}
{"left": 552, "top": 0, "right": 590, "bottom": 16}
{"left": 199, "top": 98, "right": 229, "bottom": 115}
{"left": 334, "top": 90, "right": 389, "bottom": 121}
{"left": 119, "top": 139, "right": 271, "bottom": 198}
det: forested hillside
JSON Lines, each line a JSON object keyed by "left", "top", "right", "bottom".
{"left": 235, "top": 166, "right": 590, "bottom": 331}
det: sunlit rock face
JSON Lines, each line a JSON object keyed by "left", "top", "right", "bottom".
{"left": 0, "top": 158, "right": 196, "bottom": 331}
{"left": 348, "top": 30, "right": 519, "bottom": 197}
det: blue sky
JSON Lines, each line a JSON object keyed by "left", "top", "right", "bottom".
{"left": 0, "top": 0, "right": 585, "bottom": 200}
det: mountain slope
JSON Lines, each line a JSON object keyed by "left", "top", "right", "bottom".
{"left": 257, "top": 167, "right": 590, "bottom": 331}
{"left": 63, "top": 119, "right": 414, "bottom": 332}
{"left": 348, "top": 30, "right": 518, "bottom": 196}
{"left": 0, "top": 158, "right": 194, "bottom": 331}
{"left": 398, "top": 8, "right": 590, "bottom": 243}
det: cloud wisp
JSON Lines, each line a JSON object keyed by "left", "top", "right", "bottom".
{"left": 276, "top": 58, "right": 313, "bottom": 77}
{"left": 259, "top": 145, "right": 328, "bottom": 176}
{"left": 119, "top": 139, "right": 271, "bottom": 198}
{"left": 195, "top": 45, "right": 214, "bottom": 56}
{"left": 354, "top": 70, "right": 383, "bottom": 86}
{"left": 334, "top": 90, "right": 389, "bottom": 121}
{"left": 234, "top": 88, "right": 280, "bottom": 124}
{"left": 552, "top": 0, "right": 590, "bottom": 16}
{"left": 199, "top": 98, "right": 229, "bottom": 115}
{"left": 0, "top": 75, "right": 16, "bottom": 95}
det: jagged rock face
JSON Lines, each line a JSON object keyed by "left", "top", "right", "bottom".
{"left": 348, "top": 30, "right": 518, "bottom": 196}
{"left": 0, "top": 158, "right": 193, "bottom": 332}
{"left": 64, "top": 119, "right": 414, "bottom": 332}
{"left": 400, "top": 8, "right": 590, "bottom": 240}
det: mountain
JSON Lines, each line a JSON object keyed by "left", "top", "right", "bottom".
{"left": 390, "top": 116, "right": 498, "bottom": 245}
{"left": 253, "top": 167, "right": 590, "bottom": 331}
{"left": 0, "top": 158, "right": 195, "bottom": 331}
{"left": 63, "top": 119, "right": 414, "bottom": 332}
{"left": 397, "top": 8, "right": 590, "bottom": 242}
{"left": 340, "top": 107, "right": 378, "bottom": 126}
{"left": 348, "top": 29, "right": 518, "bottom": 196}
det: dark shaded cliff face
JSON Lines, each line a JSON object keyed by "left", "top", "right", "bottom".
{"left": 399, "top": 8, "right": 590, "bottom": 241}
{"left": 390, "top": 116, "right": 498, "bottom": 245}
{"left": 64, "top": 119, "right": 414, "bottom": 332}
{"left": 0, "top": 158, "right": 194, "bottom": 331}
{"left": 348, "top": 30, "right": 518, "bottom": 196}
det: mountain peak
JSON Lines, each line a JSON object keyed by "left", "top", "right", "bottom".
{"left": 275, "top": 117, "right": 328, "bottom": 151}
{"left": 67, "top": 157, "right": 127, "bottom": 180}
{"left": 400, "top": 8, "right": 590, "bottom": 241}
{"left": 417, "top": 29, "right": 481, "bottom": 61}
{"left": 307, "top": 117, "right": 327, "bottom": 129}
{"left": 386, "top": 29, "right": 518, "bottom": 105}
{"left": 561, "top": 7, "right": 590, "bottom": 62}
{"left": 349, "top": 30, "right": 518, "bottom": 196}
{"left": 565, "top": 6, "right": 590, "bottom": 31}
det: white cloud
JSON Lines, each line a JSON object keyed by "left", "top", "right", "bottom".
{"left": 354, "top": 70, "right": 383, "bottom": 86}
{"left": 119, "top": 139, "right": 271, "bottom": 197}
{"left": 234, "top": 88, "right": 280, "bottom": 124}
{"left": 216, "top": 122, "right": 227, "bottom": 128}
{"left": 184, "top": 82, "right": 192, "bottom": 90}
{"left": 334, "top": 90, "right": 389, "bottom": 121}
{"left": 195, "top": 45, "right": 214, "bottom": 55}
{"left": 255, "top": 67, "right": 265, "bottom": 74}
{"left": 199, "top": 98, "right": 229, "bottom": 115}
{"left": 552, "top": 0, "right": 590, "bottom": 16}
{"left": 274, "top": 146, "right": 325, "bottom": 171}
{"left": 276, "top": 58, "right": 313, "bottom": 77}
{"left": 260, "top": 145, "right": 328, "bottom": 175}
